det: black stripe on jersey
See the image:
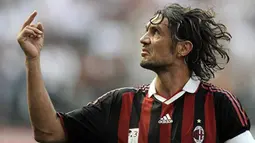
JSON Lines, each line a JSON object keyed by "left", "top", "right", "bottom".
{"left": 106, "top": 88, "right": 136, "bottom": 143}
{"left": 107, "top": 91, "right": 122, "bottom": 143}
{"left": 171, "top": 95, "right": 185, "bottom": 143}
{"left": 148, "top": 99, "right": 162, "bottom": 143}
{"left": 193, "top": 88, "right": 206, "bottom": 133}
{"left": 129, "top": 91, "right": 145, "bottom": 128}
{"left": 212, "top": 93, "right": 220, "bottom": 143}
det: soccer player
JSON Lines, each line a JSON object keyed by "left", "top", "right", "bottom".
{"left": 17, "top": 4, "right": 254, "bottom": 143}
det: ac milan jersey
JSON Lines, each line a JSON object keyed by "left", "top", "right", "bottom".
{"left": 58, "top": 78, "right": 250, "bottom": 143}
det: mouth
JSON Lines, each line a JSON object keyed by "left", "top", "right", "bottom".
{"left": 141, "top": 49, "right": 149, "bottom": 57}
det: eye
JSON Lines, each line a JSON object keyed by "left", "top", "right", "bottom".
{"left": 151, "top": 27, "right": 160, "bottom": 35}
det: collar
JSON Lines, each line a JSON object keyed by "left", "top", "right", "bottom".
{"left": 148, "top": 76, "right": 201, "bottom": 99}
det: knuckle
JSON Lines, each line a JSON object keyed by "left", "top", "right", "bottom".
{"left": 23, "top": 28, "right": 29, "bottom": 32}
{"left": 23, "top": 29, "right": 29, "bottom": 33}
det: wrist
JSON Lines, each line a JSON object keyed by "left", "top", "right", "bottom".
{"left": 25, "top": 56, "right": 40, "bottom": 65}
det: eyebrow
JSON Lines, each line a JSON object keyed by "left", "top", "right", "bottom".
{"left": 145, "top": 23, "right": 163, "bottom": 32}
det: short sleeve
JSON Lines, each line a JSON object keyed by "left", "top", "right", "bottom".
{"left": 216, "top": 91, "right": 251, "bottom": 142}
{"left": 57, "top": 89, "right": 118, "bottom": 143}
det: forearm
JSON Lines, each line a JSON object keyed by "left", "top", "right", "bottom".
{"left": 26, "top": 57, "right": 62, "bottom": 136}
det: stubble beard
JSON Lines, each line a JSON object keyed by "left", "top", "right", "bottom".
{"left": 140, "top": 59, "right": 169, "bottom": 73}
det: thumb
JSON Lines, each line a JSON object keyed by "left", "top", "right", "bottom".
{"left": 37, "top": 22, "right": 44, "bottom": 32}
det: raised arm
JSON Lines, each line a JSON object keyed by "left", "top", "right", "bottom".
{"left": 17, "top": 11, "right": 65, "bottom": 143}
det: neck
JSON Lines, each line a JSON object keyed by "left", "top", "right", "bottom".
{"left": 154, "top": 64, "right": 190, "bottom": 98}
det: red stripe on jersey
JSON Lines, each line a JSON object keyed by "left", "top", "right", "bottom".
{"left": 138, "top": 96, "right": 153, "bottom": 143}
{"left": 223, "top": 91, "right": 246, "bottom": 126}
{"left": 181, "top": 93, "right": 195, "bottom": 143}
{"left": 118, "top": 92, "right": 135, "bottom": 143}
{"left": 160, "top": 103, "right": 174, "bottom": 143}
{"left": 223, "top": 90, "right": 248, "bottom": 126}
{"left": 204, "top": 92, "right": 216, "bottom": 143}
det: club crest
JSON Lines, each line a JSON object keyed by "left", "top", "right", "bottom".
{"left": 193, "top": 125, "right": 205, "bottom": 143}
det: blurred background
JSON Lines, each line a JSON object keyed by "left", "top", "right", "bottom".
{"left": 1, "top": 0, "right": 255, "bottom": 142}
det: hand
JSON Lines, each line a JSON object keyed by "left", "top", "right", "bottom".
{"left": 17, "top": 11, "right": 44, "bottom": 59}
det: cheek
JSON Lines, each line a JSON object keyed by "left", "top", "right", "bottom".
{"left": 156, "top": 44, "right": 172, "bottom": 57}
{"left": 151, "top": 38, "right": 173, "bottom": 57}
{"left": 149, "top": 48, "right": 170, "bottom": 63}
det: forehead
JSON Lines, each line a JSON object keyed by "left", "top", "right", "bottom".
{"left": 146, "top": 12, "right": 169, "bottom": 29}
{"left": 146, "top": 18, "right": 170, "bottom": 35}
{"left": 146, "top": 18, "right": 168, "bottom": 27}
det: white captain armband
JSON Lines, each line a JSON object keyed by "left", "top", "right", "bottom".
{"left": 225, "top": 131, "right": 255, "bottom": 143}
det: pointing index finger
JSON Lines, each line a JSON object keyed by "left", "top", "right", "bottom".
{"left": 21, "top": 11, "right": 37, "bottom": 30}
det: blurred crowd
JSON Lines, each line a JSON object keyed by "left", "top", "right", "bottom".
{"left": 1, "top": 0, "right": 255, "bottom": 141}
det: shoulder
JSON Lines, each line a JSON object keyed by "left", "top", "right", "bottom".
{"left": 200, "top": 82, "right": 245, "bottom": 113}
{"left": 201, "top": 82, "right": 236, "bottom": 101}
{"left": 112, "top": 84, "right": 150, "bottom": 95}
{"left": 88, "top": 86, "right": 147, "bottom": 105}
{"left": 113, "top": 84, "right": 150, "bottom": 98}
{"left": 201, "top": 82, "right": 249, "bottom": 126}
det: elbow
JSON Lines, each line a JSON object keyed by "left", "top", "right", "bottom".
{"left": 32, "top": 120, "right": 65, "bottom": 143}
{"left": 33, "top": 129, "right": 52, "bottom": 143}
{"left": 34, "top": 135, "right": 48, "bottom": 143}
{"left": 34, "top": 135, "right": 49, "bottom": 143}
{"left": 33, "top": 128, "right": 61, "bottom": 143}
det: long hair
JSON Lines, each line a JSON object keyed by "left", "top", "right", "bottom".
{"left": 152, "top": 4, "right": 232, "bottom": 81}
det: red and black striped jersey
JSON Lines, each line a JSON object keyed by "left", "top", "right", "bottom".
{"left": 58, "top": 78, "right": 250, "bottom": 143}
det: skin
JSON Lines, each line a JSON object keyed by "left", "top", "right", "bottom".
{"left": 140, "top": 17, "right": 193, "bottom": 97}
{"left": 17, "top": 11, "right": 192, "bottom": 142}
{"left": 17, "top": 11, "right": 65, "bottom": 142}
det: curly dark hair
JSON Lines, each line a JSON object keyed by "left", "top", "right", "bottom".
{"left": 151, "top": 4, "right": 232, "bottom": 81}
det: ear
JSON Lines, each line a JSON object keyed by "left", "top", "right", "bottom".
{"left": 176, "top": 41, "right": 193, "bottom": 57}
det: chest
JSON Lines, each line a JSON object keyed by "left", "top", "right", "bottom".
{"left": 114, "top": 94, "right": 218, "bottom": 143}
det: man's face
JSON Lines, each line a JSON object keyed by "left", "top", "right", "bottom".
{"left": 140, "top": 14, "right": 177, "bottom": 71}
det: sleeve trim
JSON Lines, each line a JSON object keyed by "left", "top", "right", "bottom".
{"left": 57, "top": 113, "right": 68, "bottom": 139}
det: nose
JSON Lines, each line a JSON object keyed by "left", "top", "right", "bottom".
{"left": 140, "top": 33, "right": 151, "bottom": 46}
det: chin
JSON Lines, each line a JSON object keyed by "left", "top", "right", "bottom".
{"left": 140, "top": 60, "right": 169, "bottom": 72}
{"left": 140, "top": 60, "right": 159, "bottom": 71}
